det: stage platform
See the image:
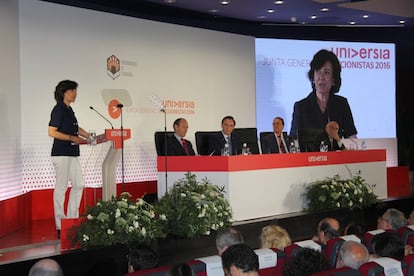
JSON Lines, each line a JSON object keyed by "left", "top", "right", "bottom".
{"left": 0, "top": 195, "right": 413, "bottom": 276}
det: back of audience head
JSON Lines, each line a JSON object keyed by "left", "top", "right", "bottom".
{"left": 127, "top": 246, "right": 159, "bottom": 272}
{"left": 283, "top": 247, "right": 330, "bottom": 276}
{"left": 336, "top": 240, "right": 369, "bottom": 270}
{"left": 259, "top": 225, "right": 292, "bottom": 251}
{"left": 344, "top": 222, "right": 366, "bottom": 237}
{"left": 216, "top": 227, "right": 244, "bottom": 256}
{"left": 371, "top": 231, "right": 405, "bottom": 261}
{"left": 315, "top": 217, "right": 340, "bottom": 244}
{"left": 29, "top": 258, "right": 63, "bottom": 276}
{"left": 377, "top": 208, "right": 407, "bottom": 230}
{"left": 221, "top": 244, "right": 259, "bottom": 276}
{"left": 408, "top": 210, "right": 414, "bottom": 225}
{"left": 168, "top": 263, "right": 195, "bottom": 276}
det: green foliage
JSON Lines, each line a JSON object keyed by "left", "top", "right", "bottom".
{"left": 76, "top": 192, "right": 168, "bottom": 249}
{"left": 304, "top": 171, "right": 380, "bottom": 212}
{"left": 155, "top": 172, "right": 233, "bottom": 238}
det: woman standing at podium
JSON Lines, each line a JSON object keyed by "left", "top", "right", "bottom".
{"left": 48, "top": 80, "right": 90, "bottom": 238}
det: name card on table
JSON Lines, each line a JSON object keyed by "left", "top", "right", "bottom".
{"left": 254, "top": 248, "right": 277, "bottom": 269}
{"left": 373, "top": 257, "right": 403, "bottom": 276}
{"left": 197, "top": 255, "right": 224, "bottom": 276}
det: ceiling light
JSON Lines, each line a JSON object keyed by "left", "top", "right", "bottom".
{"left": 274, "top": 1, "right": 284, "bottom": 4}
{"left": 267, "top": 9, "right": 275, "bottom": 13}
{"left": 257, "top": 15, "right": 267, "bottom": 19}
{"left": 321, "top": 8, "right": 329, "bottom": 12}
{"left": 164, "top": 0, "right": 176, "bottom": 3}
{"left": 349, "top": 21, "right": 356, "bottom": 25}
{"left": 362, "top": 15, "right": 369, "bottom": 19}
{"left": 209, "top": 9, "right": 220, "bottom": 13}
{"left": 399, "top": 20, "right": 406, "bottom": 24}
{"left": 310, "top": 15, "right": 317, "bottom": 20}
{"left": 220, "top": 1, "right": 231, "bottom": 5}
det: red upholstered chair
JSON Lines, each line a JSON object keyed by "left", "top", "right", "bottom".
{"left": 358, "top": 261, "right": 385, "bottom": 276}
{"left": 187, "top": 260, "right": 207, "bottom": 276}
{"left": 397, "top": 226, "right": 414, "bottom": 247}
{"left": 311, "top": 266, "right": 361, "bottom": 276}
{"left": 359, "top": 257, "right": 405, "bottom": 276}
{"left": 325, "top": 235, "right": 363, "bottom": 267}
{"left": 403, "top": 253, "right": 414, "bottom": 276}
{"left": 364, "top": 230, "right": 386, "bottom": 253}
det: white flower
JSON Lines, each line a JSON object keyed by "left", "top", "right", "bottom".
{"left": 160, "top": 214, "right": 167, "bottom": 221}
{"left": 87, "top": 214, "right": 93, "bottom": 220}
{"left": 336, "top": 202, "right": 340, "bottom": 207}
{"left": 204, "top": 230, "right": 211, "bottom": 235}
{"left": 107, "top": 229, "right": 114, "bottom": 235}
{"left": 128, "top": 226, "right": 134, "bottom": 232}
{"left": 136, "top": 198, "right": 145, "bottom": 206}
{"left": 141, "top": 227, "right": 146, "bottom": 236}
{"left": 349, "top": 201, "right": 353, "bottom": 207}
{"left": 133, "top": 221, "right": 139, "bottom": 229}
{"left": 115, "top": 208, "right": 121, "bottom": 218}
{"left": 181, "top": 193, "right": 186, "bottom": 197}
{"left": 82, "top": 234, "right": 89, "bottom": 241}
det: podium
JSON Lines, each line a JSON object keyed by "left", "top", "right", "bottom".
{"left": 102, "top": 128, "right": 131, "bottom": 200}
{"left": 157, "top": 150, "right": 387, "bottom": 221}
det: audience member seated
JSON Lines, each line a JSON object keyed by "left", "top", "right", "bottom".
{"left": 127, "top": 246, "right": 159, "bottom": 273}
{"left": 377, "top": 208, "right": 407, "bottom": 231}
{"left": 166, "top": 118, "right": 196, "bottom": 156}
{"left": 336, "top": 240, "right": 369, "bottom": 270}
{"left": 221, "top": 244, "right": 259, "bottom": 276}
{"left": 29, "top": 258, "right": 64, "bottom": 276}
{"left": 216, "top": 227, "right": 244, "bottom": 256}
{"left": 312, "top": 217, "right": 341, "bottom": 245}
{"left": 314, "top": 121, "right": 345, "bottom": 151}
{"left": 283, "top": 247, "right": 331, "bottom": 276}
{"left": 408, "top": 210, "right": 414, "bottom": 225}
{"left": 259, "top": 225, "right": 292, "bottom": 251}
{"left": 371, "top": 231, "right": 405, "bottom": 261}
{"left": 344, "top": 222, "right": 366, "bottom": 238}
{"left": 168, "top": 263, "right": 195, "bottom": 276}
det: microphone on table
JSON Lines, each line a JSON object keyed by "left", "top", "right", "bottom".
{"left": 89, "top": 106, "right": 114, "bottom": 129}
{"left": 117, "top": 103, "right": 124, "bottom": 108}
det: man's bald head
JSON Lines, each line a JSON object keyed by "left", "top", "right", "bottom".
{"left": 29, "top": 258, "right": 63, "bottom": 276}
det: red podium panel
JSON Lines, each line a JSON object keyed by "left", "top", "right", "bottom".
{"left": 105, "top": 128, "right": 131, "bottom": 149}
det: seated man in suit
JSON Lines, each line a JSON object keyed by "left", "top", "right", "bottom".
{"left": 262, "top": 117, "right": 293, "bottom": 154}
{"left": 314, "top": 121, "right": 345, "bottom": 151}
{"left": 209, "top": 115, "right": 242, "bottom": 156}
{"left": 166, "top": 118, "right": 196, "bottom": 156}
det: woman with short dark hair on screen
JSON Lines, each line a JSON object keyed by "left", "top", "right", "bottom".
{"left": 289, "top": 49, "right": 357, "bottom": 140}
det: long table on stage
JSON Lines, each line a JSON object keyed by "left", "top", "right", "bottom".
{"left": 157, "top": 150, "right": 387, "bottom": 222}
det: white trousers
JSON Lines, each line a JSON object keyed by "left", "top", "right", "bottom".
{"left": 51, "top": 156, "right": 84, "bottom": 230}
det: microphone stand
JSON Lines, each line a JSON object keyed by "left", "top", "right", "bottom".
{"left": 162, "top": 108, "right": 168, "bottom": 195}
{"left": 118, "top": 104, "right": 125, "bottom": 193}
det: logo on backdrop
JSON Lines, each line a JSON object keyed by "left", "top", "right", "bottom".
{"left": 107, "top": 55, "right": 121, "bottom": 80}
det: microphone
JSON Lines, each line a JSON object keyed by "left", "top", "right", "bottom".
{"left": 117, "top": 103, "right": 124, "bottom": 108}
{"left": 89, "top": 106, "right": 114, "bottom": 129}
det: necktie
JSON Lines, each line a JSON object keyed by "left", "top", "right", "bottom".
{"left": 278, "top": 136, "right": 286, "bottom": 153}
{"left": 181, "top": 138, "right": 189, "bottom": 155}
{"left": 226, "top": 136, "right": 232, "bottom": 155}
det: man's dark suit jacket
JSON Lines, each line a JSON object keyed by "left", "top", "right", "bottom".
{"left": 262, "top": 132, "right": 293, "bottom": 154}
{"left": 314, "top": 132, "right": 345, "bottom": 152}
{"left": 165, "top": 135, "right": 196, "bottom": 156}
{"left": 208, "top": 132, "right": 242, "bottom": 156}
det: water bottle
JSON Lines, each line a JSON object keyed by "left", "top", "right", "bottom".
{"left": 360, "top": 140, "right": 367, "bottom": 150}
{"left": 242, "top": 143, "right": 249, "bottom": 155}
{"left": 320, "top": 141, "right": 328, "bottom": 152}
{"left": 289, "top": 141, "right": 296, "bottom": 153}
{"left": 221, "top": 143, "right": 230, "bottom": 156}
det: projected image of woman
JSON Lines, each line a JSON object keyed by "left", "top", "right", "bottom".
{"left": 289, "top": 49, "right": 357, "bottom": 139}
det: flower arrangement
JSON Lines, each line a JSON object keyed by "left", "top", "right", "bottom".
{"left": 155, "top": 172, "right": 233, "bottom": 238}
{"left": 76, "top": 192, "right": 168, "bottom": 249}
{"left": 304, "top": 171, "right": 380, "bottom": 212}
